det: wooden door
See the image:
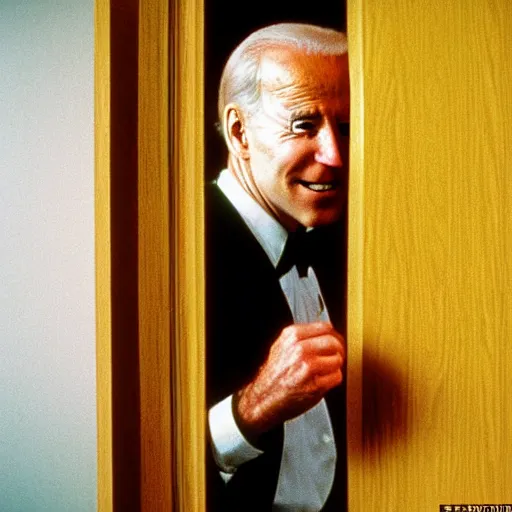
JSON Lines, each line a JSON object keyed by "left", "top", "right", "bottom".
{"left": 96, "top": 0, "right": 511, "bottom": 510}
{"left": 347, "top": 0, "right": 512, "bottom": 510}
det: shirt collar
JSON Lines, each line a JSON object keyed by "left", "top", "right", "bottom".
{"left": 216, "top": 169, "right": 287, "bottom": 268}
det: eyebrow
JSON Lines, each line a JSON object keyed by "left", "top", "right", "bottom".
{"left": 289, "top": 110, "right": 322, "bottom": 123}
{"left": 287, "top": 109, "right": 350, "bottom": 130}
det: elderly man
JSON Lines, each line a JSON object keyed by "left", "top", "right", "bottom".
{"left": 206, "top": 23, "right": 349, "bottom": 511}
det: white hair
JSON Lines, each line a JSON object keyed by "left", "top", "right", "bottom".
{"left": 217, "top": 23, "right": 348, "bottom": 133}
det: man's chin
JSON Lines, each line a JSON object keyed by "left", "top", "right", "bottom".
{"left": 300, "top": 210, "right": 344, "bottom": 229}
{"left": 277, "top": 204, "right": 344, "bottom": 231}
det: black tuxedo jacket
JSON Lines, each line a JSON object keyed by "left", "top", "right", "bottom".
{"left": 205, "top": 182, "right": 347, "bottom": 511}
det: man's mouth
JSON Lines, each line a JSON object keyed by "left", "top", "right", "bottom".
{"left": 298, "top": 181, "right": 337, "bottom": 192}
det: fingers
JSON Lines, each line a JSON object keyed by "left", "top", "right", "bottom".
{"left": 315, "top": 353, "right": 344, "bottom": 375}
{"left": 288, "top": 325, "right": 345, "bottom": 393}
{"left": 299, "top": 335, "right": 345, "bottom": 358}
{"left": 300, "top": 352, "right": 343, "bottom": 391}
{"left": 281, "top": 322, "right": 344, "bottom": 351}
{"left": 282, "top": 321, "right": 338, "bottom": 341}
{"left": 280, "top": 323, "right": 345, "bottom": 361}
{"left": 314, "top": 369, "right": 343, "bottom": 391}
{"left": 275, "top": 324, "right": 346, "bottom": 388}
{"left": 235, "top": 322, "right": 345, "bottom": 435}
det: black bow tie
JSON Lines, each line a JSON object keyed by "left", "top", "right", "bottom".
{"left": 276, "top": 228, "right": 314, "bottom": 278}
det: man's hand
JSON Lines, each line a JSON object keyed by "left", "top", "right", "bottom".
{"left": 235, "top": 322, "right": 345, "bottom": 440}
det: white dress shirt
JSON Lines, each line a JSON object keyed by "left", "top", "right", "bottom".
{"left": 208, "top": 170, "right": 337, "bottom": 511}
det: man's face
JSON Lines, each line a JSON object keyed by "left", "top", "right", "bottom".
{"left": 242, "top": 49, "right": 350, "bottom": 231}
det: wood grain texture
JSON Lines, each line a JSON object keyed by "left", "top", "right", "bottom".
{"left": 170, "top": 0, "right": 206, "bottom": 511}
{"left": 94, "top": 0, "right": 113, "bottom": 509}
{"left": 96, "top": 1, "right": 205, "bottom": 510}
{"left": 138, "top": 0, "right": 172, "bottom": 509}
{"left": 347, "top": 0, "right": 512, "bottom": 509}
{"left": 346, "top": 1, "right": 365, "bottom": 510}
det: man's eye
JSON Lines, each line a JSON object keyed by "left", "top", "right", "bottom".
{"left": 291, "top": 120, "right": 317, "bottom": 133}
{"left": 338, "top": 122, "right": 350, "bottom": 137}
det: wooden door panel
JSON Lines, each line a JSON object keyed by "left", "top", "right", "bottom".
{"left": 347, "top": 0, "right": 512, "bottom": 509}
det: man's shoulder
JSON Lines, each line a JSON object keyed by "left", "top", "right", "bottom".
{"left": 206, "top": 180, "right": 269, "bottom": 253}
{"left": 205, "top": 180, "right": 251, "bottom": 247}
{"left": 205, "top": 180, "right": 233, "bottom": 217}
{"left": 205, "top": 180, "right": 244, "bottom": 232}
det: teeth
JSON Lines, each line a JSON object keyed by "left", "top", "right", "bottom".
{"left": 305, "top": 183, "right": 334, "bottom": 191}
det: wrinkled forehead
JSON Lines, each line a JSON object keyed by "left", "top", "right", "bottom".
{"left": 259, "top": 48, "right": 349, "bottom": 98}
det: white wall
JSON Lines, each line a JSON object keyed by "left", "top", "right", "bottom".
{"left": 0, "top": 1, "right": 96, "bottom": 510}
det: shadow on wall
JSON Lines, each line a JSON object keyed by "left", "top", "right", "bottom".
{"left": 359, "top": 345, "right": 416, "bottom": 461}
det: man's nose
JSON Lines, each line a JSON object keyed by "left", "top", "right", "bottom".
{"left": 315, "top": 124, "right": 344, "bottom": 168}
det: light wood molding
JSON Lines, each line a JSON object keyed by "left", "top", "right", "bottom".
{"left": 138, "top": 0, "right": 172, "bottom": 509}
{"left": 169, "top": 0, "right": 205, "bottom": 510}
{"left": 346, "top": 1, "right": 365, "bottom": 510}
{"left": 95, "top": 0, "right": 175, "bottom": 509}
{"left": 95, "top": 0, "right": 113, "bottom": 509}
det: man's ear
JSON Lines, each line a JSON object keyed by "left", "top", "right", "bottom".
{"left": 223, "top": 105, "right": 250, "bottom": 160}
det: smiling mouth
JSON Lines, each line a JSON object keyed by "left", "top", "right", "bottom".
{"left": 298, "top": 181, "right": 337, "bottom": 192}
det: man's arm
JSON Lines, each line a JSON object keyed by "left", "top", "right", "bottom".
{"left": 208, "top": 320, "right": 344, "bottom": 475}
{"left": 209, "top": 394, "right": 263, "bottom": 477}
{"left": 235, "top": 321, "right": 345, "bottom": 441}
